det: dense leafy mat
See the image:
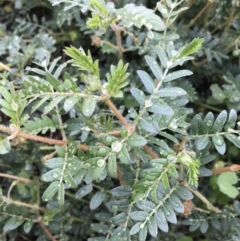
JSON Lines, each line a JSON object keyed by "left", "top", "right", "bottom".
{"left": 0, "top": 0, "right": 240, "bottom": 241}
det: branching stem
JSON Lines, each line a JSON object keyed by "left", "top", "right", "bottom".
{"left": 102, "top": 98, "right": 160, "bottom": 159}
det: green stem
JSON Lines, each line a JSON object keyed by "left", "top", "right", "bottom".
{"left": 65, "top": 191, "right": 89, "bottom": 203}
{"left": 188, "top": 129, "right": 240, "bottom": 139}
{"left": 194, "top": 101, "right": 222, "bottom": 112}
{"left": 183, "top": 181, "right": 221, "bottom": 213}
{"left": 163, "top": 5, "right": 174, "bottom": 49}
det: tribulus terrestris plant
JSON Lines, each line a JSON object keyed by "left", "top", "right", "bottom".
{"left": 0, "top": 0, "right": 240, "bottom": 241}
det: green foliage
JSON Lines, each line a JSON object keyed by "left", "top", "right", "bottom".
{"left": 23, "top": 115, "right": 61, "bottom": 134}
{"left": 177, "top": 38, "right": 204, "bottom": 59}
{"left": 0, "top": 84, "right": 28, "bottom": 125}
{"left": 217, "top": 172, "right": 239, "bottom": 198}
{"left": 106, "top": 60, "right": 129, "bottom": 98}
{"left": 0, "top": 138, "right": 11, "bottom": 154}
{"left": 65, "top": 46, "right": 100, "bottom": 78}
{"left": 116, "top": 4, "right": 165, "bottom": 34}
{"left": 0, "top": 0, "right": 240, "bottom": 241}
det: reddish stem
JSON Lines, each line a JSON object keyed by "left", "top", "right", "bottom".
{"left": 0, "top": 124, "right": 89, "bottom": 151}
{"left": 211, "top": 164, "right": 240, "bottom": 175}
{"left": 38, "top": 217, "right": 58, "bottom": 241}
{"left": 103, "top": 99, "right": 133, "bottom": 133}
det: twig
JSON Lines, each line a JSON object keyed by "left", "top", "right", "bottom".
{"left": 65, "top": 191, "right": 89, "bottom": 204}
{"left": 183, "top": 181, "right": 221, "bottom": 213}
{"left": 0, "top": 124, "right": 89, "bottom": 151}
{"left": 173, "top": 137, "right": 188, "bottom": 153}
{"left": 0, "top": 62, "right": 21, "bottom": 77}
{"left": 223, "top": 0, "right": 239, "bottom": 32}
{"left": 193, "top": 207, "right": 210, "bottom": 214}
{"left": 185, "top": 0, "right": 215, "bottom": 30}
{"left": 120, "top": 27, "right": 140, "bottom": 46}
{"left": 2, "top": 197, "right": 46, "bottom": 211}
{"left": 0, "top": 62, "right": 11, "bottom": 72}
{"left": 225, "top": 36, "right": 240, "bottom": 51}
{"left": 117, "top": 167, "right": 126, "bottom": 186}
{"left": 0, "top": 173, "right": 31, "bottom": 183}
{"left": 142, "top": 145, "right": 158, "bottom": 159}
{"left": 7, "top": 125, "right": 20, "bottom": 140}
{"left": 102, "top": 99, "right": 162, "bottom": 160}
{"left": 103, "top": 98, "right": 133, "bottom": 133}
{"left": 192, "top": 58, "right": 208, "bottom": 67}
{"left": 38, "top": 216, "right": 59, "bottom": 241}
{"left": 70, "top": 216, "right": 85, "bottom": 223}
{"left": 211, "top": 0, "right": 239, "bottom": 34}
{"left": 98, "top": 130, "right": 121, "bottom": 137}
{"left": 7, "top": 181, "right": 17, "bottom": 199}
{"left": 111, "top": 23, "right": 124, "bottom": 59}
{"left": 153, "top": 0, "right": 164, "bottom": 13}
{"left": 211, "top": 164, "right": 240, "bottom": 175}
{"left": 193, "top": 100, "right": 222, "bottom": 112}
{"left": 42, "top": 151, "right": 57, "bottom": 163}
{"left": 177, "top": 0, "right": 195, "bottom": 19}
{"left": 100, "top": 39, "right": 117, "bottom": 48}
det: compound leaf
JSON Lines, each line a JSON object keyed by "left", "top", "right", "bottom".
{"left": 177, "top": 38, "right": 204, "bottom": 58}
{"left": 65, "top": 46, "right": 99, "bottom": 77}
{"left": 106, "top": 60, "right": 129, "bottom": 98}
{"left": 43, "top": 96, "right": 66, "bottom": 114}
